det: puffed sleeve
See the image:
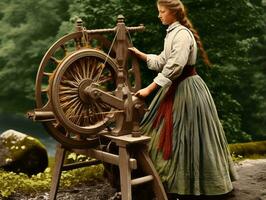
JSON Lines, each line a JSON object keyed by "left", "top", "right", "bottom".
{"left": 154, "top": 30, "right": 192, "bottom": 87}
{"left": 146, "top": 51, "right": 166, "bottom": 72}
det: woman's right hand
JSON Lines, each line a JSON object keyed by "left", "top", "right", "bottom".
{"left": 135, "top": 82, "right": 159, "bottom": 98}
{"left": 135, "top": 87, "right": 151, "bottom": 98}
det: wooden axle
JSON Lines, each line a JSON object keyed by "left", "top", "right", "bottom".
{"left": 27, "top": 110, "right": 54, "bottom": 122}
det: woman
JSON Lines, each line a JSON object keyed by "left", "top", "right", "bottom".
{"left": 129, "top": 0, "right": 237, "bottom": 199}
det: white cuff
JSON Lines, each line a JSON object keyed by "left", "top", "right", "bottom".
{"left": 154, "top": 73, "right": 172, "bottom": 87}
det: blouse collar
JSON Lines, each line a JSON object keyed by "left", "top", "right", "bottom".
{"left": 166, "top": 21, "right": 181, "bottom": 33}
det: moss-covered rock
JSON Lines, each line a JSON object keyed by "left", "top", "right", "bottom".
{"left": 0, "top": 129, "right": 48, "bottom": 176}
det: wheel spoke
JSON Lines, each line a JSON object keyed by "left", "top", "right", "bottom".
{"left": 60, "top": 96, "right": 79, "bottom": 110}
{"left": 94, "top": 63, "right": 105, "bottom": 81}
{"left": 61, "top": 79, "right": 79, "bottom": 88}
{"left": 88, "top": 58, "right": 98, "bottom": 79}
{"left": 76, "top": 104, "right": 86, "bottom": 126}
{"left": 68, "top": 101, "right": 83, "bottom": 125}
{"left": 71, "top": 102, "right": 85, "bottom": 125}
{"left": 60, "top": 94, "right": 79, "bottom": 102}
{"left": 80, "top": 58, "right": 88, "bottom": 79}
{"left": 60, "top": 44, "right": 68, "bottom": 56}
{"left": 59, "top": 88, "right": 78, "bottom": 95}
{"left": 64, "top": 100, "right": 82, "bottom": 122}
{"left": 43, "top": 72, "right": 53, "bottom": 76}
{"left": 98, "top": 74, "right": 112, "bottom": 84}
{"left": 41, "top": 88, "right": 49, "bottom": 93}
{"left": 59, "top": 87, "right": 77, "bottom": 93}
{"left": 68, "top": 67, "right": 81, "bottom": 83}
{"left": 73, "top": 63, "right": 84, "bottom": 81}
{"left": 50, "top": 56, "right": 60, "bottom": 64}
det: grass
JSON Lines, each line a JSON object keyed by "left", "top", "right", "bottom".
{"left": 0, "top": 153, "right": 104, "bottom": 198}
{"left": 229, "top": 140, "right": 266, "bottom": 161}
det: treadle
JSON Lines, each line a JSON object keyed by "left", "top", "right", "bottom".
{"left": 61, "top": 160, "right": 102, "bottom": 171}
{"left": 49, "top": 135, "right": 168, "bottom": 200}
{"left": 131, "top": 175, "right": 154, "bottom": 186}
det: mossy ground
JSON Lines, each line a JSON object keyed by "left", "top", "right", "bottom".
{"left": 1, "top": 141, "right": 266, "bottom": 198}
{"left": 0, "top": 154, "right": 105, "bottom": 198}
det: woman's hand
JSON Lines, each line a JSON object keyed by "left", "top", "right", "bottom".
{"left": 128, "top": 47, "right": 147, "bottom": 61}
{"left": 128, "top": 47, "right": 141, "bottom": 55}
{"left": 135, "top": 87, "right": 151, "bottom": 98}
{"left": 135, "top": 82, "right": 159, "bottom": 98}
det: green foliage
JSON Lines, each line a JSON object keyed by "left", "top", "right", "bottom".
{"left": 0, "top": 0, "right": 70, "bottom": 113}
{"left": 0, "top": 168, "right": 50, "bottom": 197}
{"left": 0, "top": 0, "right": 265, "bottom": 143}
{"left": 183, "top": 0, "right": 266, "bottom": 142}
{"left": 0, "top": 164, "right": 104, "bottom": 198}
{"left": 229, "top": 140, "right": 266, "bottom": 157}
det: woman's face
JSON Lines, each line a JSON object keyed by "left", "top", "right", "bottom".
{"left": 157, "top": 4, "right": 177, "bottom": 25}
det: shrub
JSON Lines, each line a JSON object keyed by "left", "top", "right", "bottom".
{"left": 229, "top": 140, "right": 266, "bottom": 157}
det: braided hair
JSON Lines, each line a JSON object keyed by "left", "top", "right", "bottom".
{"left": 157, "top": 0, "right": 211, "bottom": 66}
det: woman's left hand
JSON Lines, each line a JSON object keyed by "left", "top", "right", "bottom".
{"left": 128, "top": 47, "right": 147, "bottom": 62}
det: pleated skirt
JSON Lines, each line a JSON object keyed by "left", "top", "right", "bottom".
{"left": 141, "top": 75, "right": 238, "bottom": 195}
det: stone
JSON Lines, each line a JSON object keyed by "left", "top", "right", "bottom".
{"left": 0, "top": 129, "right": 48, "bottom": 176}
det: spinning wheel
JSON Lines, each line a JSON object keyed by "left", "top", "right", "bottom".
{"left": 29, "top": 15, "right": 168, "bottom": 200}
{"left": 30, "top": 16, "right": 144, "bottom": 149}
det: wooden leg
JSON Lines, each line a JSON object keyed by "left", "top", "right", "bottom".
{"left": 119, "top": 145, "right": 132, "bottom": 200}
{"left": 135, "top": 146, "right": 168, "bottom": 200}
{"left": 50, "top": 145, "right": 66, "bottom": 200}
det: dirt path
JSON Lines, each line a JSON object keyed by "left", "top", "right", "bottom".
{"left": 228, "top": 159, "right": 266, "bottom": 200}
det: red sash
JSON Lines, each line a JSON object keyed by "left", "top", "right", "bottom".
{"left": 152, "top": 65, "right": 197, "bottom": 160}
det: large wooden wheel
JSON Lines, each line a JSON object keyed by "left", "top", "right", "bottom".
{"left": 51, "top": 49, "right": 118, "bottom": 136}
{"left": 34, "top": 27, "right": 142, "bottom": 148}
{"left": 35, "top": 32, "right": 117, "bottom": 148}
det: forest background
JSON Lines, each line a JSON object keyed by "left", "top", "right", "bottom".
{"left": 0, "top": 0, "right": 265, "bottom": 147}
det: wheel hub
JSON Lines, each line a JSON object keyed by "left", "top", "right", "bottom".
{"left": 78, "top": 78, "right": 94, "bottom": 104}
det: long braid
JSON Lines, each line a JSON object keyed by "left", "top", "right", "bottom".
{"left": 157, "top": 0, "right": 211, "bottom": 66}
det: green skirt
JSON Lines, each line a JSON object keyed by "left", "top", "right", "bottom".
{"left": 141, "top": 75, "right": 238, "bottom": 195}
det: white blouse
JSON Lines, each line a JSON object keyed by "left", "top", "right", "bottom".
{"left": 147, "top": 22, "right": 197, "bottom": 87}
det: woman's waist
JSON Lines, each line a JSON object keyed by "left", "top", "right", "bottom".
{"left": 172, "top": 65, "right": 197, "bottom": 85}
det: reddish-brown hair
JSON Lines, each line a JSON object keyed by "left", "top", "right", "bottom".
{"left": 157, "top": 0, "right": 211, "bottom": 66}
